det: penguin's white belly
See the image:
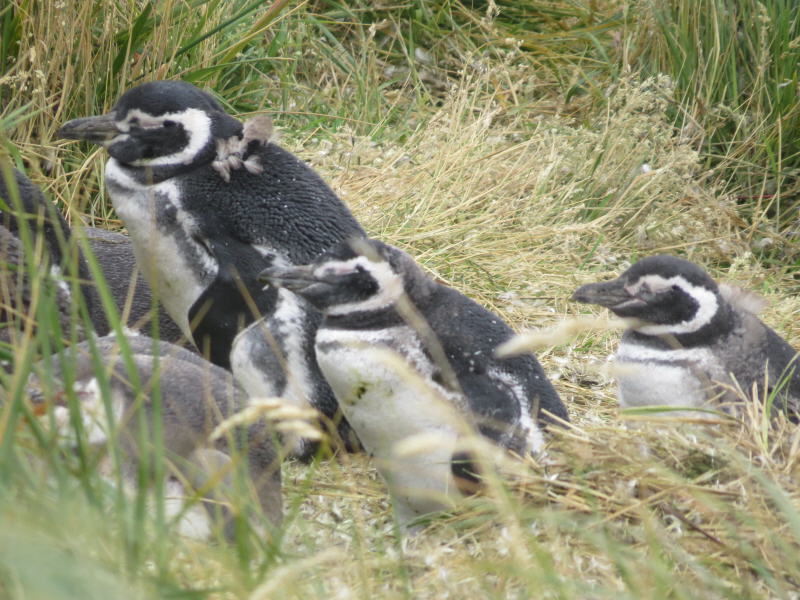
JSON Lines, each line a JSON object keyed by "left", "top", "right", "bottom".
{"left": 105, "top": 160, "right": 214, "bottom": 339}
{"left": 315, "top": 326, "right": 465, "bottom": 524}
{"left": 614, "top": 342, "right": 724, "bottom": 413}
{"left": 230, "top": 322, "right": 282, "bottom": 397}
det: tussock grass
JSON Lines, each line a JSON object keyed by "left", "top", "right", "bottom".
{"left": 1, "top": 1, "right": 800, "bottom": 598}
{"left": 627, "top": 0, "right": 800, "bottom": 241}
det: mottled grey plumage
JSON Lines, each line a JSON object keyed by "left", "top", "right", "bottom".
{"left": 59, "top": 80, "right": 365, "bottom": 457}
{"left": 573, "top": 255, "right": 800, "bottom": 418}
{"left": 0, "top": 167, "right": 89, "bottom": 340}
{"left": 0, "top": 167, "right": 183, "bottom": 343}
{"left": 28, "top": 333, "right": 282, "bottom": 539}
{"left": 84, "top": 227, "right": 185, "bottom": 342}
{"left": 261, "top": 238, "right": 567, "bottom": 525}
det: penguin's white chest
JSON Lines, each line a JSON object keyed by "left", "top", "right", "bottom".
{"left": 104, "top": 160, "right": 216, "bottom": 339}
{"left": 230, "top": 290, "right": 317, "bottom": 457}
{"left": 315, "top": 326, "right": 466, "bottom": 524}
{"left": 613, "top": 341, "right": 725, "bottom": 414}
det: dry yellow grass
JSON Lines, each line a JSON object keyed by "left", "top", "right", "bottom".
{"left": 2, "top": 4, "right": 800, "bottom": 594}
{"left": 208, "top": 74, "right": 800, "bottom": 598}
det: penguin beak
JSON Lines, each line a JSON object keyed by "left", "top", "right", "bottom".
{"left": 258, "top": 264, "right": 319, "bottom": 293}
{"left": 58, "top": 114, "right": 121, "bottom": 144}
{"left": 572, "top": 278, "right": 639, "bottom": 309}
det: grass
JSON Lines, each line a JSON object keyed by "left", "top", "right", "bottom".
{"left": 1, "top": 0, "right": 800, "bottom": 598}
{"left": 626, "top": 0, "right": 800, "bottom": 243}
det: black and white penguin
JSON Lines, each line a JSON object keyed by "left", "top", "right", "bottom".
{"left": 572, "top": 255, "right": 800, "bottom": 418}
{"left": 28, "top": 333, "right": 282, "bottom": 540}
{"left": 260, "top": 238, "right": 567, "bottom": 526}
{"left": 58, "top": 80, "right": 365, "bottom": 457}
{"left": 0, "top": 167, "right": 182, "bottom": 343}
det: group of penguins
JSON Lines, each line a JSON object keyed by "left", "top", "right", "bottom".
{"left": 3, "top": 80, "right": 799, "bottom": 538}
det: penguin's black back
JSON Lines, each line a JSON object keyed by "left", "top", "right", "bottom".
{"left": 0, "top": 169, "right": 73, "bottom": 270}
{"left": 179, "top": 141, "right": 365, "bottom": 368}
{"left": 177, "top": 142, "right": 365, "bottom": 264}
{"left": 421, "top": 284, "right": 567, "bottom": 432}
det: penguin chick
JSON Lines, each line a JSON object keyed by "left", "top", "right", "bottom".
{"left": 59, "top": 80, "right": 365, "bottom": 458}
{"left": 27, "top": 333, "right": 282, "bottom": 540}
{"left": 260, "top": 238, "right": 567, "bottom": 527}
{"left": 572, "top": 255, "right": 800, "bottom": 418}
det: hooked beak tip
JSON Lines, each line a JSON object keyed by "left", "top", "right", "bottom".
{"left": 57, "top": 114, "right": 120, "bottom": 143}
{"left": 571, "top": 279, "right": 633, "bottom": 309}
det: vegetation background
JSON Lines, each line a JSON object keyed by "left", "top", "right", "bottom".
{"left": 1, "top": 0, "right": 800, "bottom": 598}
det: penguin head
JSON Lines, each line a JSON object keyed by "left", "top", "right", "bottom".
{"left": 572, "top": 255, "right": 724, "bottom": 336}
{"left": 58, "top": 80, "right": 242, "bottom": 169}
{"left": 259, "top": 238, "right": 414, "bottom": 315}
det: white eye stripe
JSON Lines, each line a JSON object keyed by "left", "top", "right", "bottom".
{"left": 312, "top": 256, "right": 370, "bottom": 278}
{"left": 320, "top": 256, "right": 404, "bottom": 316}
{"left": 318, "top": 262, "right": 359, "bottom": 277}
{"left": 630, "top": 275, "right": 673, "bottom": 295}
{"left": 631, "top": 274, "right": 719, "bottom": 336}
{"left": 116, "top": 108, "right": 213, "bottom": 167}
{"left": 119, "top": 110, "right": 164, "bottom": 130}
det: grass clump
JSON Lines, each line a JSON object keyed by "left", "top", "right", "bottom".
{"left": 627, "top": 0, "right": 800, "bottom": 239}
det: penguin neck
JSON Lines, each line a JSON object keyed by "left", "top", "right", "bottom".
{"left": 321, "top": 275, "right": 437, "bottom": 331}
{"left": 322, "top": 305, "right": 406, "bottom": 331}
{"left": 110, "top": 156, "right": 214, "bottom": 185}
{"left": 629, "top": 298, "right": 735, "bottom": 349}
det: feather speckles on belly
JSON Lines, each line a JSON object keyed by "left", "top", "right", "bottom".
{"left": 612, "top": 342, "right": 723, "bottom": 410}
{"left": 105, "top": 166, "right": 214, "bottom": 338}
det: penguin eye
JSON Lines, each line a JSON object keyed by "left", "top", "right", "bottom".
{"left": 163, "top": 120, "right": 177, "bottom": 129}
{"left": 636, "top": 283, "right": 655, "bottom": 300}
{"left": 192, "top": 234, "right": 212, "bottom": 255}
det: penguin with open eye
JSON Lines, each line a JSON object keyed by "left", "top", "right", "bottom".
{"left": 27, "top": 333, "right": 282, "bottom": 540}
{"left": 59, "top": 80, "right": 366, "bottom": 457}
{"left": 0, "top": 166, "right": 183, "bottom": 343}
{"left": 572, "top": 255, "right": 800, "bottom": 419}
{"left": 260, "top": 237, "right": 567, "bottom": 527}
